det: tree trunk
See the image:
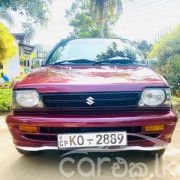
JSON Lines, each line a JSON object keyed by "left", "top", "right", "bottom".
{"left": 104, "top": 17, "right": 108, "bottom": 37}
{"left": 0, "top": 63, "right": 3, "bottom": 77}
{"left": 99, "top": 0, "right": 104, "bottom": 37}
{"left": 104, "top": 0, "right": 109, "bottom": 37}
{"left": 99, "top": 18, "right": 104, "bottom": 37}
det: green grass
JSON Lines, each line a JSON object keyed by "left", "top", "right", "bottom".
{"left": 172, "top": 96, "right": 180, "bottom": 102}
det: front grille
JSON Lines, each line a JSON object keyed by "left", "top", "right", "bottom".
{"left": 23, "top": 126, "right": 145, "bottom": 142}
{"left": 41, "top": 92, "right": 141, "bottom": 109}
{"left": 40, "top": 126, "right": 142, "bottom": 134}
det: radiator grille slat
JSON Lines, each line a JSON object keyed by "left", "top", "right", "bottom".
{"left": 41, "top": 92, "right": 141, "bottom": 109}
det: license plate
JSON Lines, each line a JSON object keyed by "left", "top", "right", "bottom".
{"left": 57, "top": 132, "right": 127, "bottom": 149}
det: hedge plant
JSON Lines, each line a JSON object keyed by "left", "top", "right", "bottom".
{"left": 0, "top": 89, "right": 12, "bottom": 112}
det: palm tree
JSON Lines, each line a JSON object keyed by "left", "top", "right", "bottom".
{"left": 90, "top": 0, "right": 123, "bottom": 37}
{"left": 0, "top": 8, "right": 14, "bottom": 26}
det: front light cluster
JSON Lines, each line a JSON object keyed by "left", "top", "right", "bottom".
{"left": 138, "top": 88, "right": 171, "bottom": 107}
{"left": 12, "top": 88, "right": 171, "bottom": 109}
{"left": 12, "top": 90, "right": 44, "bottom": 109}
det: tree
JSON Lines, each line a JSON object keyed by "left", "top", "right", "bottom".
{"left": 22, "top": 23, "right": 36, "bottom": 44}
{"left": 65, "top": 0, "right": 99, "bottom": 38}
{"left": 65, "top": 0, "right": 121, "bottom": 38}
{"left": 97, "top": 42, "right": 136, "bottom": 60}
{"left": 67, "top": 11, "right": 101, "bottom": 38}
{"left": 0, "top": 0, "right": 52, "bottom": 26}
{"left": 133, "top": 40, "right": 152, "bottom": 59}
{"left": 148, "top": 25, "right": 180, "bottom": 66}
{"left": 0, "top": 22, "right": 17, "bottom": 66}
{"left": 20, "top": 53, "right": 37, "bottom": 65}
{"left": 160, "top": 55, "right": 180, "bottom": 96}
{"left": 148, "top": 25, "right": 180, "bottom": 96}
{"left": 0, "top": 8, "right": 14, "bottom": 26}
{"left": 90, "top": 0, "right": 123, "bottom": 37}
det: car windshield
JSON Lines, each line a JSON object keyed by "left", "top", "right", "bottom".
{"left": 46, "top": 38, "right": 146, "bottom": 65}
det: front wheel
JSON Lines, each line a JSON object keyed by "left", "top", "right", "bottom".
{"left": 146, "top": 148, "right": 165, "bottom": 157}
{"left": 16, "top": 148, "right": 41, "bottom": 156}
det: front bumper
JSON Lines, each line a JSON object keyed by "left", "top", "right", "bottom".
{"left": 16, "top": 145, "right": 167, "bottom": 151}
{"left": 6, "top": 110, "right": 178, "bottom": 151}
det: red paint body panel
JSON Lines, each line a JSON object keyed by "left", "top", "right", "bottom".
{"left": 14, "top": 66, "right": 168, "bottom": 93}
{"left": 7, "top": 64, "right": 178, "bottom": 150}
{"left": 6, "top": 110, "right": 177, "bottom": 148}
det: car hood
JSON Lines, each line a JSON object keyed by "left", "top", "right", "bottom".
{"left": 15, "top": 66, "right": 167, "bottom": 93}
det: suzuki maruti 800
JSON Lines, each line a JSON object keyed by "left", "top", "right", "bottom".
{"left": 6, "top": 38, "right": 178, "bottom": 156}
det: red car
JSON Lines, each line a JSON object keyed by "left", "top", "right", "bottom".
{"left": 6, "top": 38, "right": 178, "bottom": 156}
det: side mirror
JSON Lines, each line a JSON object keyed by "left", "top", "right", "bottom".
{"left": 147, "top": 59, "right": 159, "bottom": 68}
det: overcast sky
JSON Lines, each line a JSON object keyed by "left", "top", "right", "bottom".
{"left": 10, "top": 0, "right": 180, "bottom": 47}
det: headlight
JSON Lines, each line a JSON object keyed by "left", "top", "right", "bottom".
{"left": 12, "top": 90, "right": 44, "bottom": 109}
{"left": 138, "top": 88, "right": 171, "bottom": 107}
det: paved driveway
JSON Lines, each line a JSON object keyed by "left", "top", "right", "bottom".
{"left": 0, "top": 111, "right": 180, "bottom": 180}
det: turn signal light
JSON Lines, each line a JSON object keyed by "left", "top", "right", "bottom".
{"left": 145, "top": 125, "right": 164, "bottom": 132}
{"left": 18, "top": 126, "right": 38, "bottom": 133}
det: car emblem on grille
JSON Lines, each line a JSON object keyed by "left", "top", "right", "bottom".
{"left": 86, "top": 96, "right": 95, "bottom": 105}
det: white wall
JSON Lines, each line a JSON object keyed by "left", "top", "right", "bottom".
{"left": 3, "top": 52, "right": 20, "bottom": 79}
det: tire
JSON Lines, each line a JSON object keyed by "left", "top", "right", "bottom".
{"left": 16, "top": 148, "right": 41, "bottom": 156}
{"left": 146, "top": 148, "right": 165, "bottom": 157}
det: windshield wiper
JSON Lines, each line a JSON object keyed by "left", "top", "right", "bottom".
{"left": 93, "top": 59, "right": 141, "bottom": 65}
{"left": 53, "top": 59, "right": 95, "bottom": 66}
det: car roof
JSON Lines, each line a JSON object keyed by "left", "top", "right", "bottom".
{"left": 58, "top": 37, "right": 130, "bottom": 46}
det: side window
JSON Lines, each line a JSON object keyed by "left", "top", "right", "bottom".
{"left": 49, "top": 46, "right": 64, "bottom": 64}
{"left": 123, "top": 41, "right": 143, "bottom": 61}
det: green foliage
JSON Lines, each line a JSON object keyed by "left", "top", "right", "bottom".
{"left": 20, "top": 53, "right": 37, "bottom": 65}
{"left": 22, "top": 23, "right": 36, "bottom": 44}
{"left": 147, "top": 59, "right": 159, "bottom": 70}
{"left": 0, "top": 8, "right": 14, "bottom": 26}
{"left": 19, "top": 54, "right": 26, "bottom": 65}
{"left": 32, "top": 60, "right": 40, "bottom": 68}
{"left": 148, "top": 25, "right": 180, "bottom": 66}
{"left": 0, "top": 88, "right": 12, "bottom": 112}
{"left": 67, "top": 11, "right": 101, "bottom": 38}
{"left": 0, "top": 73, "right": 28, "bottom": 112}
{"left": 0, "top": 0, "right": 52, "bottom": 26}
{"left": 31, "top": 53, "right": 38, "bottom": 60}
{"left": 66, "top": 0, "right": 121, "bottom": 38}
{"left": 0, "top": 22, "right": 17, "bottom": 66}
{"left": 97, "top": 42, "right": 136, "bottom": 60}
{"left": 0, "top": 72, "right": 29, "bottom": 112}
{"left": 172, "top": 96, "right": 180, "bottom": 102}
{"left": 159, "top": 55, "right": 180, "bottom": 96}
{"left": 90, "top": 0, "right": 123, "bottom": 37}
{"left": 133, "top": 40, "right": 152, "bottom": 59}
{"left": 148, "top": 25, "right": 180, "bottom": 96}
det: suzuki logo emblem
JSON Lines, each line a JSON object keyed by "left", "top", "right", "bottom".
{"left": 86, "top": 96, "right": 95, "bottom": 105}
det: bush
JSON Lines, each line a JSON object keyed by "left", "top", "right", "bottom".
{"left": 0, "top": 22, "right": 17, "bottom": 66}
{"left": 148, "top": 25, "right": 180, "bottom": 96}
{"left": 0, "top": 74, "right": 28, "bottom": 112}
{"left": 159, "top": 55, "right": 180, "bottom": 96}
{"left": 0, "top": 89, "right": 12, "bottom": 112}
